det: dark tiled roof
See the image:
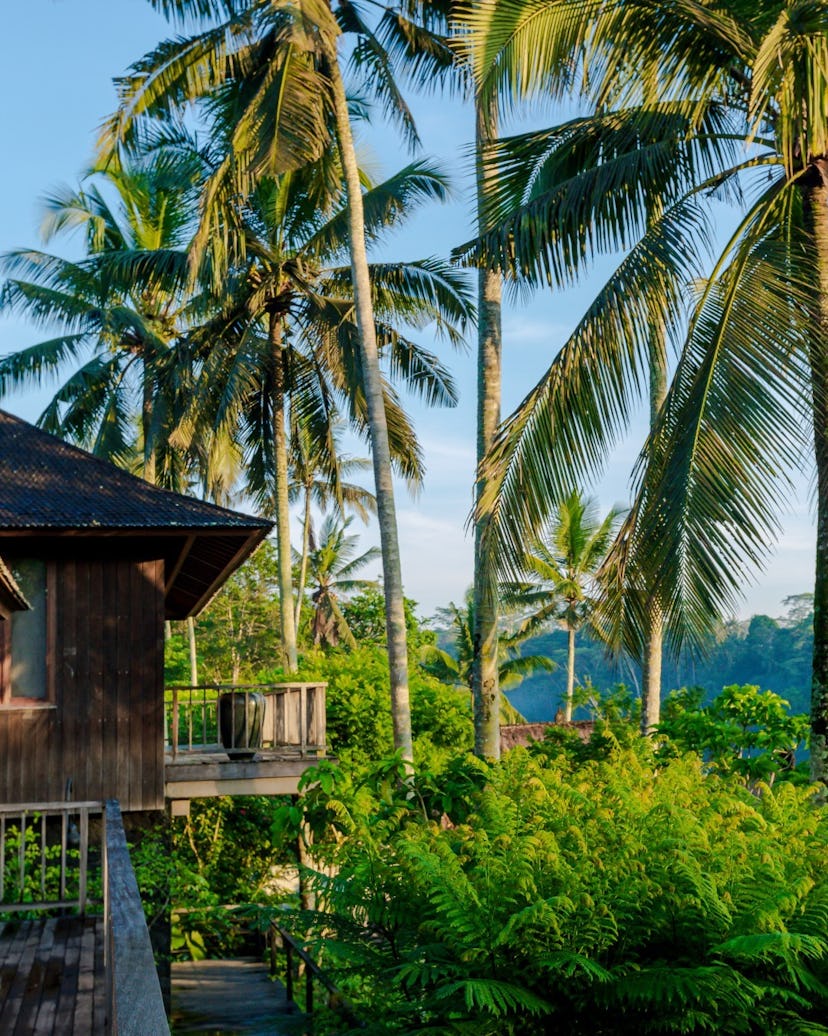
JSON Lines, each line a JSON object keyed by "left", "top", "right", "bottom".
{"left": 0, "top": 409, "right": 266, "bottom": 531}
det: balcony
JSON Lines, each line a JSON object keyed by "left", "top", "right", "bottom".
{"left": 0, "top": 800, "right": 168, "bottom": 1035}
{"left": 164, "top": 683, "right": 328, "bottom": 806}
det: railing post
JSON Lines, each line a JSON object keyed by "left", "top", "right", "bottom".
{"left": 171, "top": 686, "right": 179, "bottom": 760}
{"left": 79, "top": 807, "right": 90, "bottom": 914}
{"left": 285, "top": 940, "right": 294, "bottom": 1004}
{"left": 300, "top": 685, "right": 307, "bottom": 755}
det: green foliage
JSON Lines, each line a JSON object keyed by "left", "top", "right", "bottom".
{"left": 341, "top": 586, "right": 436, "bottom": 652}
{"left": 288, "top": 747, "right": 828, "bottom": 1034}
{"left": 260, "top": 645, "right": 472, "bottom": 765}
{"left": 165, "top": 541, "right": 282, "bottom": 685}
{"left": 0, "top": 819, "right": 80, "bottom": 916}
{"left": 658, "top": 684, "right": 809, "bottom": 784}
{"left": 509, "top": 596, "right": 815, "bottom": 721}
{"left": 168, "top": 796, "right": 291, "bottom": 958}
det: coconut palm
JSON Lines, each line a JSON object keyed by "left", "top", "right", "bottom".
{"left": 419, "top": 590, "right": 552, "bottom": 716}
{"left": 305, "top": 515, "right": 380, "bottom": 649}
{"left": 462, "top": 0, "right": 828, "bottom": 760}
{"left": 289, "top": 413, "right": 375, "bottom": 632}
{"left": 99, "top": 0, "right": 472, "bottom": 762}
{"left": 0, "top": 144, "right": 209, "bottom": 484}
{"left": 181, "top": 158, "right": 470, "bottom": 671}
{"left": 503, "top": 491, "right": 623, "bottom": 721}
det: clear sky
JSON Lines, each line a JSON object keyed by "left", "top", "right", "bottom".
{"left": 0, "top": 0, "right": 816, "bottom": 620}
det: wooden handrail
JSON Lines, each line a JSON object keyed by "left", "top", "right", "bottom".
{"left": 270, "top": 924, "right": 362, "bottom": 1027}
{"left": 0, "top": 800, "right": 101, "bottom": 913}
{"left": 164, "top": 682, "right": 327, "bottom": 756}
{"left": 103, "top": 800, "right": 169, "bottom": 1036}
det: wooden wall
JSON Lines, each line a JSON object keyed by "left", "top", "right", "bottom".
{"left": 0, "top": 558, "right": 165, "bottom": 811}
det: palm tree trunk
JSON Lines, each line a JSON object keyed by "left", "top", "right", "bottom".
{"left": 803, "top": 170, "right": 828, "bottom": 789}
{"left": 294, "top": 486, "right": 312, "bottom": 632}
{"left": 323, "top": 40, "right": 413, "bottom": 762}
{"left": 562, "top": 624, "right": 576, "bottom": 722}
{"left": 270, "top": 313, "right": 299, "bottom": 673}
{"left": 471, "top": 93, "right": 503, "bottom": 761}
{"left": 641, "top": 324, "right": 667, "bottom": 734}
{"left": 142, "top": 369, "right": 157, "bottom": 485}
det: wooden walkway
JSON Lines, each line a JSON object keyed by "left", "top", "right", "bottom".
{"left": 171, "top": 958, "right": 304, "bottom": 1035}
{"left": 0, "top": 916, "right": 106, "bottom": 1035}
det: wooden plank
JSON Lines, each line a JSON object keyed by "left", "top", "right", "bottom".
{"left": 116, "top": 562, "right": 132, "bottom": 811}
{"left": 72, "top": 917, "right": 96, "bottom": 1034}
{"left": 92, "top": 915, "right": 106, "bottom": 1035}
{"left": 11, "top": 916, "right": 55, "bottom": 1036}
{"left": 88, "top": 561, "right": 105, "bottom": 802}
{"left": 105, "top": 801, "right": 169, "bottom": 1035}
{"left": 30, "top": 917, "right": 62, "bottom": 1036}
{"left": 74, "top": 562, "right": 93, "bottom": 803}
{"left": 130, "top": 563, "right": 146, "bottom": 812}
{"left": 1, "top": 920, "right": 38, "bottom": 1032}
{"left": 146, "top": 560, "right": 164, "bottom": 811}
{"left": 60, "top": 561, "right": 79, "bottom": 806}
{"left": 0, "top": 921, "right": 32, "bottom": 1014}
{"left": 52, "top": 916, "right": 83, "bottom": 1035}
{"left": 101, "top": 561, "right": 120, "bottom": 805}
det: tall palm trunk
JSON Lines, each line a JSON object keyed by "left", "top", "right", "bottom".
{"left": 564, "top": 623, "right": 576, "bottom": 722}
{"left": 294, "top": 485, "right": 313, "bottom": 632}
{"left": 323, "top": 40, "right": 413, "bottom": 762}
{"left": 142, "top": 367, "right": 157, "bottom": 485}
{"left": 471, "top": 94, "right": 503, "bottom": 760}
{"left": 641, "top": 325, "right": 667, "bottom": 734}
{"left": 803, "top": 169, "right": 828, "bottom": 789}
{"left": 271, "top": 312, "right": 299, "bottom": 672}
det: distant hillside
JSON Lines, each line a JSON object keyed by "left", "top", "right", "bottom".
{"left": 436, "top": 596, "right": 814, "bottom": 722}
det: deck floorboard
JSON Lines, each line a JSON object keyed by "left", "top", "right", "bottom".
{"left": 0, "top": 916, "right": 106, "bottom": 1035}
{"left": 171, "top": 958, "right": 304, "bottom": 1035}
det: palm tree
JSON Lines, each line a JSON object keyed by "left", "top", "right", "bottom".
{"left": 0, "top": 145, "right": 207, "bottom": 483}
{"left": 504, "top": 491, "right": 623, "bottom": 721}
{"left": 305, "top": 515, "right": 380, "bottom": 649}
{"left": 419, "top": 590, "right": 552, "bottom": 718}
{"left": 289, "top": 413, "right": 375, "bottom": 632}
{"left": 181, "top": 158, "right": 469, "bottom": 672}
{"left": 462, "top": 0, "right": 828, "bottom": 763}
{"left": 99, "top": 0, "right": 470, "bottom": 762}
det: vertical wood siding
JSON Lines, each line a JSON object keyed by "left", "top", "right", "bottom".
{"left": 0, "top": 558, "right": 165, "bottom": 810}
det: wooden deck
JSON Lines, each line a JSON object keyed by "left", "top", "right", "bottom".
{"left": 171, "top": 958, "right": 304, "bottom": 1035}
{"left": 165, "top": 748, "right": 324, "bottom": 801}
{"left": 0, "top": 916, "right": 106, "bottom": 1035}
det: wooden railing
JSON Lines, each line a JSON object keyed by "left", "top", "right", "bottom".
{"left": 103, "top": 800, "right": 169, "bottom": 1035}
{"left": 269, "top": 924, "right": 362, "bottom": 1027}
{"left": 165, "top": 682, "right": 327, "bottom": 758}
{"left": 0, "top": 800, "right": 100, "bottom": 914}
{"left": 0, "top": 800, "right": 168, "bottom": 1035}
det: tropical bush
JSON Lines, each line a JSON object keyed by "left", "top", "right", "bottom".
{"left": 261, "top": 645, "right": 473, "bottom": 765}
{"left": 287, "top": 745, "right": 828, "bottom": 1034}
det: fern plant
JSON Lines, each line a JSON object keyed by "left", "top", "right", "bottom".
{"left": 285, "top": 743, "right": 828, "bottom": 1034}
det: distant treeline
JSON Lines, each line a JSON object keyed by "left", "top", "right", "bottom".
{"left": 494, "top": 594, "right": 814, "bottom": 722}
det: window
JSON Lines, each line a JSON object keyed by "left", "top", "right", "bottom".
{"left": 0, "top": 559, "right": 51, "bottom": 705}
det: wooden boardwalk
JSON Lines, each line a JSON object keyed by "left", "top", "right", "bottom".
{"left": 171, "top": 958, "right": 304, "bottom": 1035}
{"left": 0, "top": 916, "right": 106, "bottom": 1035}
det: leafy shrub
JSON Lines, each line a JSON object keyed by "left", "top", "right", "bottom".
{"left": 289, "top": 745, "right": 828, "bottom": 1034}
{"left": 260, "top": 645, "right": 473, "bottom": 765}
{"left": 658, "top": 684, "right": 809, "bottom": 783}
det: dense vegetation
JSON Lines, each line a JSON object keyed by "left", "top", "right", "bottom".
{"left": 292, "top": 745, "right": 828, "bottom": 1034}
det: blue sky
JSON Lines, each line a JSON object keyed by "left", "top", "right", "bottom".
{"left": 0, "top": 0, "right": 815, "bottom": 621}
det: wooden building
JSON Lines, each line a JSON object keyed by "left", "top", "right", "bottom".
{"left": 0, "top": 408, "right": 272, "bottom": 812}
